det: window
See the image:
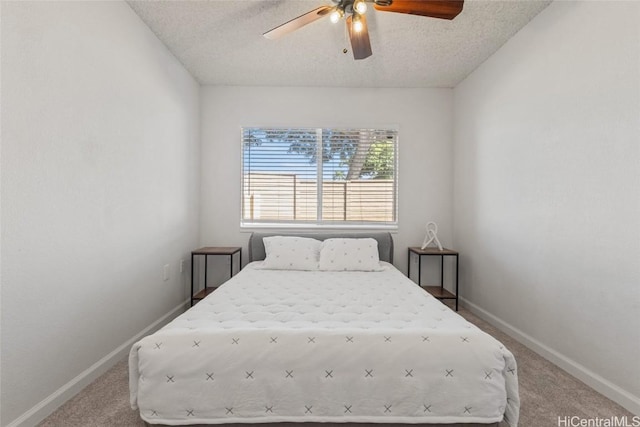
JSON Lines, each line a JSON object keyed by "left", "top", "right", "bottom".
{"left": 241, "top": 127, "right": 398, "bottom": 228}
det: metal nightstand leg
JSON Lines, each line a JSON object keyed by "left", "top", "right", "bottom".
{"left": 190, "top": 253, "right": 195, "bottom": 307}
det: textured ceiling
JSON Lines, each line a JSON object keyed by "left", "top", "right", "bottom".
{"left": 127, "top": 0, "right": 552, "bottom": 88}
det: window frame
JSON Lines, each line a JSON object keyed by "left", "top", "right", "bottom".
{"left": 240, "top": 126, "right": 399, "bottom": 230}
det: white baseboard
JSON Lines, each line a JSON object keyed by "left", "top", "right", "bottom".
{"left": 460, "top": 297, "right": 640, "bottom": 416}
{"left": 6, "top": 300, "right": 189, "bottom": 427}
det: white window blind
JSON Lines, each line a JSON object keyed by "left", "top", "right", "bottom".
{"left": 241, "top": 127, "right": 398, "bottom": 228}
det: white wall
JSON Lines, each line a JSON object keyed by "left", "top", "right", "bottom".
{"left": 0, "top": 2, "right": 200, "bottom": 425}
{"left": 453, "top": 0, "right": 640, "bottom": 413}
{"left": 200, "top": 86, "right": 454, "bottom": 282}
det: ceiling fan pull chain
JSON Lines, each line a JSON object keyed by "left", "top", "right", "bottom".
{"left": 343, "top": 20, "right": 349, "bottom": 54}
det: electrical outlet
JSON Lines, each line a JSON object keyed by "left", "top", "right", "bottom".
{"left": 179, "top": 259, "right": 185, "bottom": 273}
{"left": 163, "top": 264, "right": 170, "bottom": 281}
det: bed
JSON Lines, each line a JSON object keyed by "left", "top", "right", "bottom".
{"left": 129, "top": 232, "right": 519, "bottom": 426}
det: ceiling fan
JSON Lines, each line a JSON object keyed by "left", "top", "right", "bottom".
{"left": 263, "top": 0, "right": 464, "bottom": 60}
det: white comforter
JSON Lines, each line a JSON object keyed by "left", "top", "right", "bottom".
{"left": 130, "top": 262, "right": 519, "bottom": 425}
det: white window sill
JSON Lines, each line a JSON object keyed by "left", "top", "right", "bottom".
{"left": 240, "top": 223, "right": 398, "bottom": 233}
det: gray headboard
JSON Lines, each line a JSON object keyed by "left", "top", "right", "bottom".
{"left": 248, "top": 232, "right": 394, "bottom": 264}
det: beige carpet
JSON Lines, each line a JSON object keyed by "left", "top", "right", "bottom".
{"left": 38, "top": 306, "right": 635, "bottom": 427}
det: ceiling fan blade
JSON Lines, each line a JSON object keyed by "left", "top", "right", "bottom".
{"left": 347, "top": 14, "right": 372, "bottom": 60}
{"left": 263, "top": 6, "right": 333, "bottom": 39}
{"left": 374, "top": 0, "right": 464, "bottom": 20}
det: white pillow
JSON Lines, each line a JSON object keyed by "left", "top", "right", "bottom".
{"left": 318, "top": 238, "right": 384, "bottom": 271}
{"left": 259, "top": 236, "right": 321, "bottom": 270}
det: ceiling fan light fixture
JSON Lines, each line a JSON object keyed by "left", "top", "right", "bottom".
{"left": 352, "top": 12, "right": 364, "bottom": 33}
{"left": 330, "top": 7, "right": 344, "bottom": 23}
{"left": 354, "top": 0, "right": 367, "bottom": 14}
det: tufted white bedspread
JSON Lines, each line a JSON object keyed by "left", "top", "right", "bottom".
{"left": 129, "top": 262, "right": 519, "bottom": 426}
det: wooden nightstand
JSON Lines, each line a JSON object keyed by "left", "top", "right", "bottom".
{"left": 408, "top": 247, "right": 459, "bottom": 311}
{"left": 190, "top": 247, "right": 241, "bottom": 306}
